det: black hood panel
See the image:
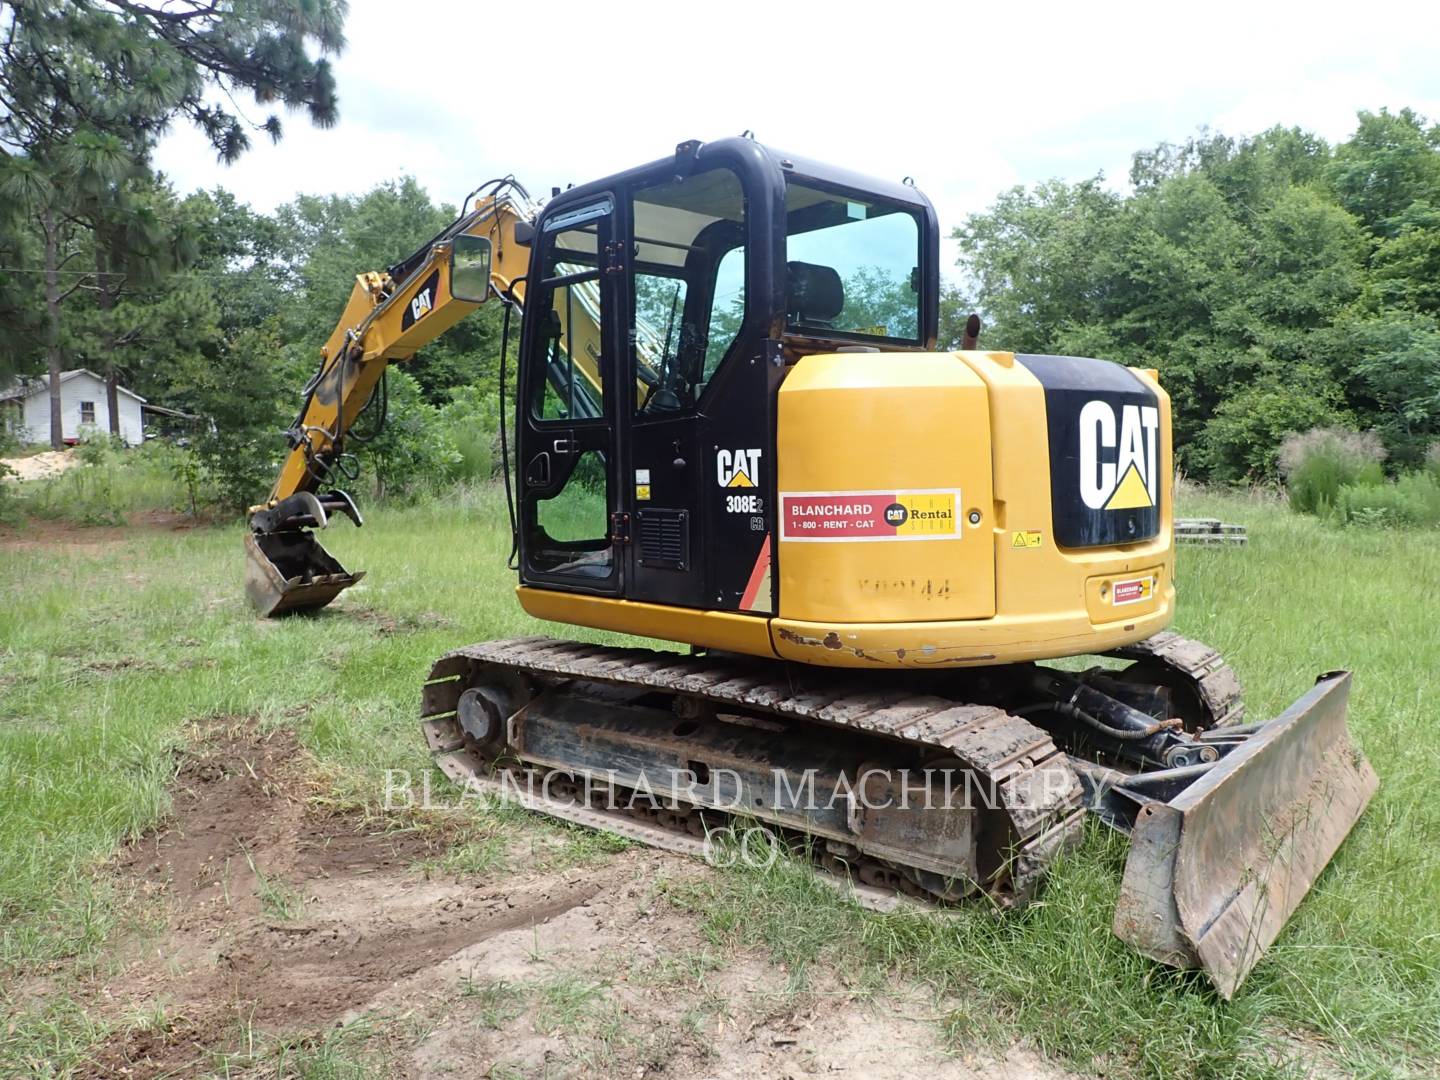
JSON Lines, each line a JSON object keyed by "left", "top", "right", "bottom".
{"left": 1017, "top": 354, "right": 1162, "bottom": 549}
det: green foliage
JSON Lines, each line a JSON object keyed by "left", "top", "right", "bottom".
{"left": 363, "top": 370, "right": 459, "bottom": 500}
{"left": 957, "top": 110, "right": 1440, "bottom": 480}
{"left": 0, "top": 0, "right": 349, "bottom": 457}
{"left": 436, "top": 384, "right": 500, "bottom": 484}
{"left": 1333, "top": 470, "right": 1440, "bottom": 527}
{"left": 1279, "top": 427, "right": 1387, "bottom": 514}
{"left": 1196, "top": 370, "right": 1349, "bottom": 482}
{"left": 0, "top": 429, "right": 18, "bottom": 525}
{"left": 170, "top": 320, "right": 305, "bottom": 512}
{"left": 16, "top": 440, "right": 191, "bottom": 526}
{"left": 1346, "top": 310, "right": 1440, "bottom": 467}
{"left": 269, "top": 177, "right": 506, "bottom": 406}
{"left": 838, "top": 265, "right": 919, "bottom": 338}
{"left": 0, "top": 0, "right": 345, "bottom": 164}
{"left": 74, "top": 430, "right": 125, "bottom": 467}
{"left": 1329, "top": 108, "right": 1440, "bottom": 237}
{"left": 1279, "top": 425, "right": 1440, "bottom": 528}
{"left": 1371, "top": 203, "right": 1440, "bottom": 314}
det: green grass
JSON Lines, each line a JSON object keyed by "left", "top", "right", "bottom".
{"left": 210, "top": 1016, "right": 390, "bottom": 1079}
{"left": 1, "top": 483, "right": 1438, "bottom": 1077}
{"left": 9, "top": 440, "right": 196, "bottom": 525}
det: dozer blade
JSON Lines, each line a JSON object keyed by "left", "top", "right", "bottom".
{"left": 1113, "top": 671, "right": 1377, "bottom": 998}
{"left": 244, "top": 530, "right": 365, "bottom": 617}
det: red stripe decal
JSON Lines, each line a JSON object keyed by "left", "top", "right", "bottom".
{"left": 740, "top": 535, "right": 771, "bottom": 610}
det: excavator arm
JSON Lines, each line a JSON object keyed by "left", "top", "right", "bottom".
{"left": 245, "top": 173, "right": 674, "bottom": 617}
{"left": 260, "top": 184, "right": 537, "bottom": 515}
{"left": 245, "top": 181, "right": 545, "bottom": 616}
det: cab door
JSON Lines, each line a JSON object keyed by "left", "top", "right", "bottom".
{"left": 622, "top": 166, "right": 755, "bottom": 611}
{"left": 517, "top": 196, "right": 624, "bottom": 594}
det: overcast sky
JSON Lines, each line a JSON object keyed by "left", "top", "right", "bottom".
{"left": 153, "top": 0, "right": 1440, "bottom": 266}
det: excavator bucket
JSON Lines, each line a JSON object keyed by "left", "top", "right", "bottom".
{"left": 245, "top": 490, "right": 366, "bottom": 617}
{"left": 1110, "top": 671, "right": 1377, "bottom": 998}
{"left": 244, "top": 530, "right": 365, "bottom": 617}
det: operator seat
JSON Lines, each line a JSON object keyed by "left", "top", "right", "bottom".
{"left": 786, "top": 261, "right": 845, "bottom": 328}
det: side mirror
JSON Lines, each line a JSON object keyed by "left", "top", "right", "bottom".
{"left": 450, "top": 234, "right": 492, "bottom": 303}
{"left": 513, "top": 220, "right": 535, "bottom": 246}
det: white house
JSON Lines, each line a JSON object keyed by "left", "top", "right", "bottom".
{"left": 0, "top": 369, "right": 146, "bottom": 446}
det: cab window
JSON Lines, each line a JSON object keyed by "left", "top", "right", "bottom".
{"left": 529, "top": 200, "right": 609, "bottom": 422}
{"left": 630, "top": 168, "right": 746, "bottom": 414}
{"left": 784, "top": 183, "right": 921, "bottom": 342}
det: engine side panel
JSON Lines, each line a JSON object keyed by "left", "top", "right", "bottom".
{"left": 774, "top": 352, "right": 996, "bottom": 623}
{"left": 767, "top": 350, "right": 1175, "bottom": 667}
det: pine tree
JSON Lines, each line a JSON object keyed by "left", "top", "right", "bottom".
{"left": 0, "top": 0, "right": 347, "bottom": 445}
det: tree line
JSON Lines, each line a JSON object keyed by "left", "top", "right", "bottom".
{"left": 948, "top": 109, "right": 1440, "bottom": 480}
{"left": 3, "top": 3, "right": 1436, "bottom": 500}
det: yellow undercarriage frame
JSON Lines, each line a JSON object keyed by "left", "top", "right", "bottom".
{"left": 519, "top": 349, "right": 1175, "bottom": 669}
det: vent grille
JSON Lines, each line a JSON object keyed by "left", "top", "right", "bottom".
{"left": 637, "top": 508, "right": 689, "bottom": 570}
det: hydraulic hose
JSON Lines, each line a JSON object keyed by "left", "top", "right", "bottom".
{"left": 1013, "top": 701, "right": 1181, "bottom": 742}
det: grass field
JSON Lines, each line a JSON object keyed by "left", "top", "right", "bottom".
{"left": 1, "top": 483, "right": 1437, "bottom": 1078}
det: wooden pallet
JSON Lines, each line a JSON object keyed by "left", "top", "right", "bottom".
{"left": 1175, "top": 518, "right": 1247, "bottom": 545}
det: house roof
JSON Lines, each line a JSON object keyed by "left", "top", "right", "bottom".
{"left": 0, "top": 369, "right": 147, "bottom": 404}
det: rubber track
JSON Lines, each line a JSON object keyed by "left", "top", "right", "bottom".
{"left": 421, "top": 636, "right": 1088, "bottom": 904}
{"left": 1105, "top": 630, "right": 1245, "bottom": 728}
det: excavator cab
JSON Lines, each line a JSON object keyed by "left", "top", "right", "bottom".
{"left": 514, "top": 138, "right": 939, "bottom": 621}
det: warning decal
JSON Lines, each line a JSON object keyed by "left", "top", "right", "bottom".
{"left": 780, "top": 489, "right": 962, "bottom": 543}
{"left": 1112, "top": 575, "right": 1155, "bottom": 606}
{"left": 1011, "top": 530, "right": 1042, "bottom": 549}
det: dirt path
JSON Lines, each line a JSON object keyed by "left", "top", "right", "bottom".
{"left": 77, "top": 721, "right": 1080, "bottom": 1079}
{"left": 0, "top": 510, "right": 203, "bottom": 554}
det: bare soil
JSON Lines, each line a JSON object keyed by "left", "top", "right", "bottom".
{"left": 76, "top": 720, "right": 1078, "bottom": 1079}
{"left": 1, "top": 449, "right": 82, "bottom": 482}
{"left": 0, "top": 510, "right": 200, "bottom": 553}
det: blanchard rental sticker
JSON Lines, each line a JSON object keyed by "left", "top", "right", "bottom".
{"left": 780, "top": 489, "right": 962, "bottom": 542}
{"left": 1112, "top": 575, "right": 1155, "bottom": 606}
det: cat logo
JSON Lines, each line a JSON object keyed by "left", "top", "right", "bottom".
{"left": 716, "top": 447, "right": 761, "bottom": 488}
{"left": 1079, "top": 400, "right": 1160, "bottom": 511}
{"left": 400, "top": 269, "right": 441, "bottom": 331}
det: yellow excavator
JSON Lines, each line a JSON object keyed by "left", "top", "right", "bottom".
{"left": 245, "top": 139, "right": 1376, "bottom": 998}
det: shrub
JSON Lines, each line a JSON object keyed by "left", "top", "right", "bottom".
{"left": 436, "top": 384, "right": 499, "bottom": 484}
{"left": 0, "top": 461, "right": 17, "bottom": 525}
{"left": 171, "top": 322, "right": 306, "bottom": 513}
{"left": 1332, "top": 471, "right": 1440, "bottom": 528}
{"left": 1278, "top": 427, "right": 1386, "bottom": 514}
{"left": 0, "top": 427, "right": 18, "bottom": 525}
{"left": 1426, "top": 442, "right": 1440, "bottom": 480}
{"left": 1195, "top": 370, "right": 1347, "bottom": 483}
{"left": 363, "top": 369, "right": 460, "bottom": 500}
{"left": 18, "top": 440, "right": 191, "bottom": 525}
{"left": 74, "top": 431, "right": 126, "bottom": 467}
